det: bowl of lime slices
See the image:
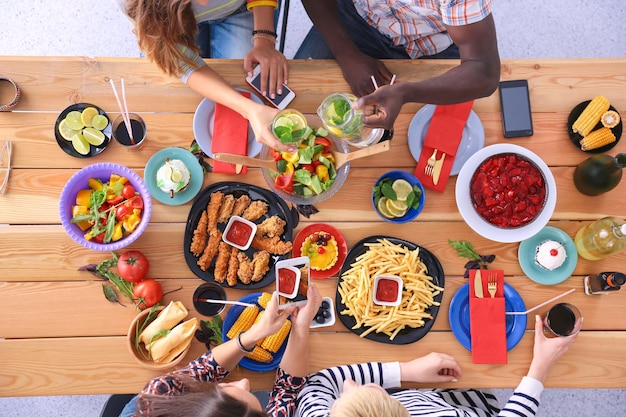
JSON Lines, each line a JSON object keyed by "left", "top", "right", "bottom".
{"left": 54, "top": 103, "right": 112, "bottom": 158}
{"left": 372, "top": 170, "right": 425, "bottom": 224}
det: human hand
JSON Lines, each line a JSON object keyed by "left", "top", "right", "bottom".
{"left": 354, "top": 84, "right": 404, "bottom": 130}
{"left": 399, "top": 352, "right": 462, "bottom": 383}
{"left": 244, "top": 46, "right": 289, "bottom": 99}
{"left": 246, "top": 103, "right": 295, "bottom": 153}
{"left": 289, "top": 284, "right": 322, "bottom": 333}
{"left": 248, "top": 292, "right": 295, "bottom": 341}
{"left": 336, "top": 52, "right": 393, "bottom": 97}
{"left": 527, "top": 314, "right": 578, "bottom": 383}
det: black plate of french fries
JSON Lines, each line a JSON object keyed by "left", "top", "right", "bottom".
{"left": 567, "top": 98, "right": 622, "bottom": 153}
{"left": 183, "top": 182, "right": 298, "bottom": 289}
{"left": 335, "top": 236, "right": 445, "bottom": 345}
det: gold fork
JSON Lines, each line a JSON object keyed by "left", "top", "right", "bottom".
{"left": 487, "top": 271, "right": 497, "bottom": 298}
{"left": 424, "top": 149, "right": 437, "bottom": 176}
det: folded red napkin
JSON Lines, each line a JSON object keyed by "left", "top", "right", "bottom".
{"left": 469, "top": 269, "right": 507, "bottom": 364}
{"left": 211, "top": 91, "right": 250, "bottom": 174}
{"left": 414, "top": 101, "right": 474, "bottom": 192}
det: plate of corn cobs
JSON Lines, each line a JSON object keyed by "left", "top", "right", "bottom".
{"left": 222, "top": 292, "right": 291, "bottom": 372}
{"left": 567, "top": 95, "right": 622, "bottom": 153}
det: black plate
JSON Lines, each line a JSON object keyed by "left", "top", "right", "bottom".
{"left": 567, "top": 100, "right": 622, "bottom": 153}
{"left": 184, "top": 181, "right": 298, "bottom": 289}
{"left": 54, "top": 103, "right": 112, "bottom": 158}
{"left": 335, "top": 236, "right": 445, "bottom": 345}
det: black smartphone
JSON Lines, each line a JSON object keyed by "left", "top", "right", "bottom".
{"left": 498, "top": 80, "right": 534, "bottom": 138}
{"left": 245, "top": 65, "right": 295, "bottom": 110}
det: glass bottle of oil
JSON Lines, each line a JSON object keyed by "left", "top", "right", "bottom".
{"left": 575, "top": 217, "right": 626, "bottom": 260}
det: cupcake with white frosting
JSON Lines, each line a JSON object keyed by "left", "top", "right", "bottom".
{"left": 156, "top": 158, "right": 191, "bottom": 198}
{"left": 534, "top": 240, "right": 567, "bottom": 271}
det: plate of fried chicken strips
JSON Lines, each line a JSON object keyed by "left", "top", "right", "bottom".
{"left": 184, "top": 182, "right": 297, "bottom": 289}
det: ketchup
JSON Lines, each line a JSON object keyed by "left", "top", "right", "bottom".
{"left": 225, "top": 219, "right": 253, "bottom": 247}
{"left": 278, "top": 268, "right": 297, "bottom": 295}
{"left": 376, "top": 278, "right": 399, "bottom": 303}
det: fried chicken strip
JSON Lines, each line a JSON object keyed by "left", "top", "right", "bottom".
{"left": 251, "top": 235, "right": 293, "bottom": 255}
{"left": 213, "top": 241, "right": 231, "bottom": 283}
{"left": 242, "top": 200, "right": 269, "bottom": 222}
{"left": 231, "top": 194, "right": 252, "bottom": 217}
{"left": 190, "top": 210, "right": 208, "bottom": 256}
{"left": 256, "top": 215, "right": 286, "bottom": 239}
{"left": 207, "top": 191, "right": 224, "bottom": 231}
{"left": 226, "top": 246, "right": 240, "bottom": 286}
{"left": 217, "top": 194, "right": 235, "bottom": 224}
{"left": 237, "top": 251, "right": 254, "bottom": 284}
{"left": 251, "top": 250, "right": 271, "bottom": 282}
{"left": 197, "top": 229, "right": 222, "bottom": 271}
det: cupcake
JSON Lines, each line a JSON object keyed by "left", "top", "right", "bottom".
{"left": 534, "top": 240, "right": 567, "bottom": 271}
{"left": 156, "top": 158, "right": 191, "bottom": 198}
{"left": 301, "top": 231, "right": 339, "bottom": 271}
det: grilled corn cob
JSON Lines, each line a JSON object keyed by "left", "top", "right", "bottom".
{"left": 573, "top": 95, "right": 610, "bottom": 137}
{"left": 601, "top": 110, "right": 620, "bottom": 128}
{"left": 245, "top": 346, "right": 273, "bottom": 363}
{"left": 226, "top": 305, "right": 259, "bottom": 339}
{"left": 261, "top": 319, "right": 292, "bottom": 353}
{"left": 580, "top": 127, "right": 616, "bottom": 151}
{"left": 257, "top": 292, "right": 273, "bottom": 309}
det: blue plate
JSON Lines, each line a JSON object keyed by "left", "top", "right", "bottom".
{"left": 144, "top": 147, "right": 204, "bottom": 205}
{"left": 222, "top": 292, "right": 288, "bottom": 372}
{"left": 449, "top": 282, "right": 526, "bottom": 351}
{"left": 518, "top": 226, "right": 578, "bottom": 285}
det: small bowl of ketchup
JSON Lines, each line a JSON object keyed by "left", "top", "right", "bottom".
{"left": 222, "top": 215, "right": 257, "bottom": 250}
{"left": 373, "top": 275, "right": 403, "bottom": 307}
{"left": 277, "top": 265, "right": 301, "bottom": 299}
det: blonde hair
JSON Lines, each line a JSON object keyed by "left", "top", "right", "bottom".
{"left": 331, "top": 385, "right": 409, "bottom": 417}
{"left": 125, "top": 0, "right": 201, "bottom": 76}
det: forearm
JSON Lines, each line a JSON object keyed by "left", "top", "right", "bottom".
{"left": 211, "top": 326, "right": 265, "bottom": 371}
{"left": 279, "top": 327, "right": 310, "bottom": 377}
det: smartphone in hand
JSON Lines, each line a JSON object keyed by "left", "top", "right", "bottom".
{"left": 499, "top": 80, "right": 534, "bottom": 138}
{"left": 246, "top": 65, "right": 295, "bottom": 110}
{"left": 276, "top": 256, "right": 309, "bottom": 309}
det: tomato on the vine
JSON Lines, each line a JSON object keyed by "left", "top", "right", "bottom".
{"left": 133, "top": 279, "right": 163, "bottom": 309}
{"left": 117, "top": 250, "right": 150, "bottom": 283}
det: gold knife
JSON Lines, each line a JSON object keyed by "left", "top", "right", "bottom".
{"left": 432, "top": 152, "right": 446, "bottom": 185}
{"left": 474, "top": 269, "right": 484, "bottom": 298}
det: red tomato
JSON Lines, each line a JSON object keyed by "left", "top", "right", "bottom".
{"left": 92, "top": 232, "right": 105, "bottom": 243}
{"left": 125, "top": 195, "right": 144, "bottom": 210}
{"left": 108, "top": 195, "right": 124, "bottom": 205}
{"left": 314, "top": 137, "right": 332, "bottom": 153}
{"left": 300, "top": 163, "right": 315, "bottom": 174}
{"left": 115, "top": 205, "right": 131, "bottom": 221}
{"left": 122, "top": 184, "right": 136, "bottom": 199}
{"left": 117, "top": 250, "right": 150, "bottom": 283}
{"left": 274, "top": 173, "right": 294, "bottom": 193}
{"left": 133, "top": 279, "right": 163, "bottom": 309}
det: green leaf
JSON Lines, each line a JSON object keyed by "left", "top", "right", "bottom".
{"left": 381, "top": 182, "right": 397, "bottom": 200}
{"left": 448, "top": 240, "right": 482, "bottom": 261}
{"left": 102, "top": 284, "right": 119, "bottom": 303}
{"left": 406, "top": 192, "right": 415, "bottom": 208}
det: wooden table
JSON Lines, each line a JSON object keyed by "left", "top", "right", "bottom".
{"left": 1, "top": 57, "right": 625, "bottom": 397}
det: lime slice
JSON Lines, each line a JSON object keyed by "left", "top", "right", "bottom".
{"left": 65, "top": 111, "right": 85, "bottom": 130}
{"left": 91, "top": 114, "right": 109, "bottom": 131}
{"left": 274, "top": 116, "right": 295, "bottom": 130}
{"left": 71, "top": 133, "right": 90, "bottom": 155}
{"left": 170, "top": 170, "right": 183, "bottom": 182}
{"left": 386, "top": 198, "right": 407, "bottom": 218}
{"left": 287, "top": 113, "right": 307, "bottom": 131}
{"left": 58, "top": 119, "right": 81, "bottom": 141}
{"left": 392, "top": 179, "right": 413, "bottom": 202}
{"left": 376, "top": 197, "right": 395, "bottom": 219}
{"left": 82, "top": 127, "right": 105, "bottom": 146}
{"left": 80, "top": 107, "right": 99, "bottom": 128}
{"left": 388, "top": 198, "right": 408, "bottom": 212}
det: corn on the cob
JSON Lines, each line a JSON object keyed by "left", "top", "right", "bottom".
{"left": 573, "top": 95, "right": 610, "bottom": 137}
{"left": 226, "top": 305, "right": 259, "bottom": 339}
{"left": 580, "top": 127, "right": 616, "bottom": 151}
{"left": 601, "top": 110, "right": 621, "bottom": 128}
{"left": 245, "top": 346, "right": 273, "bottom": 363}
{"left": 261, "top": 319, "right": 291, "bottom": 353}
{"left": 257, "top": 292, "right": 272, "bottom": 309}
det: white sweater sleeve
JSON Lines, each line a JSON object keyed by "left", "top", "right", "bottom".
{"left": 499, "top": 376, "right": 544, "bottom": 416}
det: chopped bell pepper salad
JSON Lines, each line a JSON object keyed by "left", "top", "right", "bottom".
{"left": 70, "top": 173, "right": 144, "bottom": 243}
{"left": 269, "top": 127, "right": 339, "bottom": 197}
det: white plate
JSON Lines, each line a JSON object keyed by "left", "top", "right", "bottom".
{"left": 192, "top": 88, "right": 263, "bottom": 158}
{"left": 455, "top": 144, "right": 557, "bottom": 243}
{"left": 408, "top": 104, "right": 485, "bottom": 175}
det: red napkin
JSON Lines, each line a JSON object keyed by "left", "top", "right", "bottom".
{"left": 469, "top": 269, "right": 507, "bottom": 364}
{"left": 414, "top": 101, "right": 474, "bottom": 192}
{"left": 211, "top": 91, "right": 250, "bottom": 174}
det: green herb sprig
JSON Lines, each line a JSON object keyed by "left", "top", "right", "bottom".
{"left": 448, "top": 240, "right": 496, "bottom": 278}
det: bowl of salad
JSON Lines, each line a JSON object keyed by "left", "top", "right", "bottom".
{"left": 260, "top": 126, "right": 350, "bottom": 205}
{"left": 59, "top": 162, "right": 152, "bottom": 251}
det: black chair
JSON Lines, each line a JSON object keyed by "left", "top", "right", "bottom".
{"left": 99, "top": 394, "right": 136, "bottom": 417}
{"left": 277, "top": 0, "right": 290, "bottom": 53}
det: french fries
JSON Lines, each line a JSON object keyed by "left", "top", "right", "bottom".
{"left": 338, "top": 238, "right": 443, "bottom": 340}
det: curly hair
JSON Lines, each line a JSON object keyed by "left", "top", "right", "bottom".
{"left": 331, "top": 385, "right": 409, "bottom": 417}
{"left": 125, "top": 0, "right": 201, "bottom": 76}
{"left": 136, "top": 377, "right": 268, "bottom": 417}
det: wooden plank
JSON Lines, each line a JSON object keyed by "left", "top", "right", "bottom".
{"left": 1, "top": 331, "right": 625, "bottom": 397}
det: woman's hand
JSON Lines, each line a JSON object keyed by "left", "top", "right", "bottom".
{"left": 246, "top": 102, "right": 295, "bottom": 152}
{"left": 354, "top": 84, "right": 404, "bottom": 130}
{"left": 244, "top": 44, "right": 289, "bottom": 99}
{"left": 289, "top": 284, "right": 322, "bottom": 333}
{"left": 247, "top": 292, "right": 296, "bottom": 342}
{"left": 527, "top": 314, "right": 579, "bottom": 383}
{"left": 400, "top": 352, "right": 462, "bottom": 383}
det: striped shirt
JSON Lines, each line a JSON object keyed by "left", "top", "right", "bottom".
{"left": 351, "top": 0, "right": 492, "bottom": 57}
{"left": 296, "top": 362, "right": 544, "bottom": 417}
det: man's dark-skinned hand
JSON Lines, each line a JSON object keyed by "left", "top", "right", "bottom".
{"left": 336, "top": 50, "right": 394, "bottom": 97}
{"left": 354, "top": 83, "right": 403, "bottom": 130}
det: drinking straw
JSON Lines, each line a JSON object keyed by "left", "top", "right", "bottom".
{"left": 370, "top": 75, "right": 379, "bottom": 90}
{"left": 108, "top": 78, "right": 134, "bottom": 144}
{"left": 390, "top": 74, "right": 396, "bottom": 85}
{"left": 505, "top": 288, "right": 576, "bottom": 315}
{"left": 196, "top": 298, "right": 255, "bottom": 307}
{"left": 120, "top": 78, "right": 135, "bottom": 144}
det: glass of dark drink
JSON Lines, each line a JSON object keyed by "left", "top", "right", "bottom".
{"left": 192, "top": 282, "right": 227, "bottom": 316}
{"left": 545, "top": 302, "right": 582, "bottom": 337}
{"left": 112, "top": 113, "right": 146, "bottom": 150}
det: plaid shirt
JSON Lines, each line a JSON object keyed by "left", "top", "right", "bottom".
{"left": 140, "top": 351, "right": 306, "bottom": 417}
{"left": 351, "top": 0, "right": 492, "bottom": 58}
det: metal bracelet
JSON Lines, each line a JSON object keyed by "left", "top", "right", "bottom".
{"left": 0, "top": 76, "right": 20, "bottom": 111}
{"left": 236, "top": 332, "right": 255, "bottom": 353}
